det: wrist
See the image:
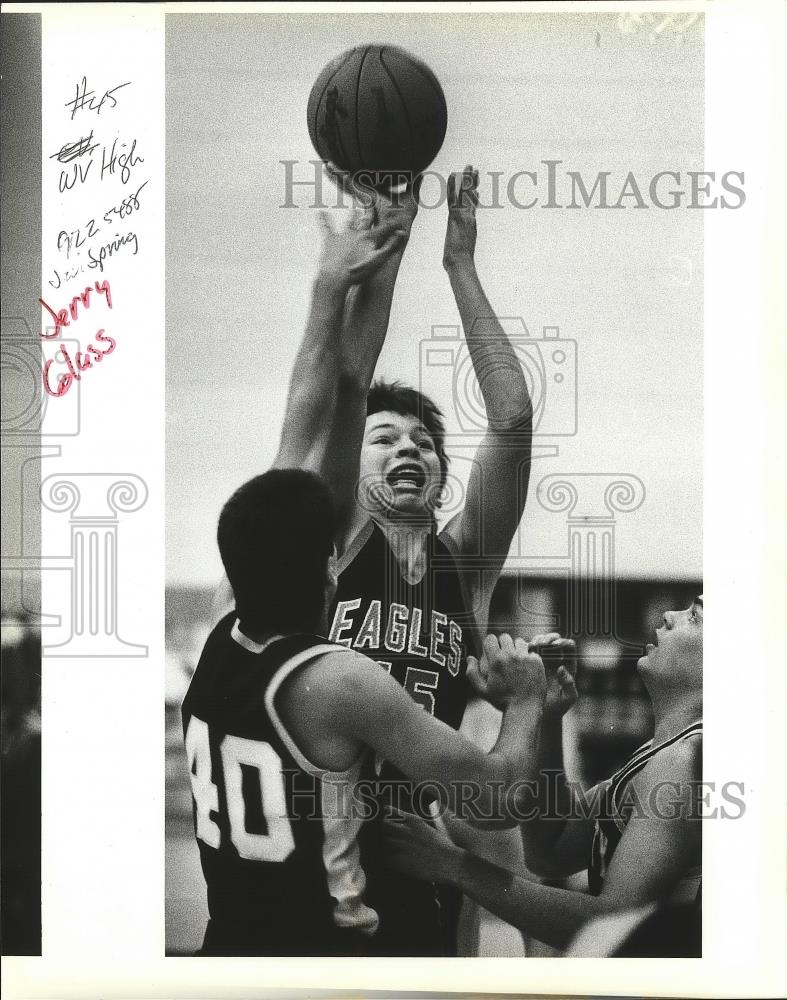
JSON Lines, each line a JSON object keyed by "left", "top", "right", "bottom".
{"left": 313, "top": 271, "right": 351, "bottom": 300}
{"left": 508, "top": 692, "right": 546, "bottom": 716}
{"left": 443, "top": 844, "right": 468, "bottom": 885}
{"left": 443, "top": 252, "right": 476, "bottom": 275}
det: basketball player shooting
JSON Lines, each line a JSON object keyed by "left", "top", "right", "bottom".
{"left": 261, "top": 163, "right": 538, "bottom": 956}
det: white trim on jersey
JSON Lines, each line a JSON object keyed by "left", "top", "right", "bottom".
{"left": 230, "top": 620, "right": 284, "bottom": 654}
{"left": 337, "top": 517, "right": 375, "bottom": 575}
{"left": 262, "top": 639, "right": 380, "bottom": 937}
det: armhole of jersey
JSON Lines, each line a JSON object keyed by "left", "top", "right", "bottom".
{"left": 610, "top": 721, "right": 703, "bottom": 829}
{"left": 437, "top": 528, "right": 483, "bottom": 659}
{"left": 264, "top": 644, "right": 362, "bottom": 779}
{"left": 337, "top": 518, "right": 374, "bottom": 574}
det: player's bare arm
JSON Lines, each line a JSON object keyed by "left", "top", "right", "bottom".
{"left": 383, "top": 735, "right": 701, "bottom": 951}
{"left": 278, "top": 633, "right": 547, "bottom": 825}
{"left": 319, "top": 168, "right": 423, "bottom": 549}
{"left": 273, "top": 207, "right": 406, "bottom": 515}
{"left": 459, "top": 632, "right": 589, "bottom": 856}
{"left": 512, "top": 633, "right": 596, "bottom": 878}
{"left": 440, "top": 166, "right": 534, "bottom": 633}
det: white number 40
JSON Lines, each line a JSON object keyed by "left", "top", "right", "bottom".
{"left": 184, "top": 716, "right": 295, "bottom": 862}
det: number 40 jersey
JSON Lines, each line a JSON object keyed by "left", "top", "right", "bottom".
{"left": 181, "top": 615, "right": 379, "bottom": 956}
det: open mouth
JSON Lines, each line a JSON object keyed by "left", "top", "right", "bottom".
{"left": 386, "top": 464, "right": 426, "bottom": 491}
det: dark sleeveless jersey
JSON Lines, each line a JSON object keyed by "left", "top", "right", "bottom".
{"left": 589, "top": 720, "right": 703, "bottom": 902}
{"left": 181, "top": 615, "right": 380, "bottom": 956}
{"left": 330, "top": 520, "right": 479, "bottom": 955}
{"left": 330, "top": 519, "right": 479, "bottom": 728}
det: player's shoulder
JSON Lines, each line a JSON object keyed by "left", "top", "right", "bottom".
{"left": 282, "top": 646, "right": 398, "bottom": 738}
{"left": 301, "top": 645, "right": 384, "bottom": 688}
{"left": 637, "top": 729, "right": 702, "bottom": 789}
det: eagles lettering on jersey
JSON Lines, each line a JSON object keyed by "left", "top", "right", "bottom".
{"left": 330, "top": 600, "right": 464, "bottom": 675}
{"left": 181, "top": 616, "right": 380, "bottom": 956}
{"left": 589, "top": 720, "right": 703, "bottom": 902}
{"left": 332, "top": 520, "right": 478, "bottom": 732}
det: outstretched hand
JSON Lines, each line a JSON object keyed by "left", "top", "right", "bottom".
{"left": 443, "top": 164, "right": 479, "bottom": 269}
{"left": 316, "top": 208, "right": 406, "bottom": 289}
{"left": 528, "top": 633, "right": 578, "bottom": 718}
{"left": 324, "top": 162, "right": 422, "bottom": 237}
{"left": 466, "top": 632, "right": 547, "bottom": 710}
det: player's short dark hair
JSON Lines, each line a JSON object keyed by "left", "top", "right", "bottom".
{"left": 217, "top": 469, "right": 336, "bottom": 635}
{"left": 366, "top": 379, "right": 450, "bottom": 490}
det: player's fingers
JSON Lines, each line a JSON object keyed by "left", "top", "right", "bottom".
{"left": 466, "top": 659, "right": 488, "bottom": 697}
{"left": 324, "top": 161, "right": 354, "bottom": 195}
{"left": 447, "top": 172, "right": 457, "bottom": 207}
{"left": 514, "top": 637, "right": 529, "bottom": 654}
{"left": 563, "top": 638, "right": 578, "bottom": 676}
{"left": 370, "top": 219, "right": 406, "bottom": 248}
{"left": 318, "top": 210, "right": 336, "bottom": 236}
{"left": 498, "top": 632, "right": 515, "bottom": 654}
{"left": 549, "top": 637, "right": 577, "bottom": 674}
{"left": 483, "top": 633, "right": 501, "bottom": 656}
{"left": 528, "top": 632, "right": 561, "bottom": 651}
{"left": 347, "top": 207, "right": 368, "bottom": 232}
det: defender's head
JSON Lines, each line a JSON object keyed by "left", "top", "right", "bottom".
{"left": 360, "top": 380, "right": 449, "bottom": 519}
{"left": 637, "top": 595, "right": 703, "bottom": 696}
{"left": 217, "top": 469, "right": 337, "bottom": 637}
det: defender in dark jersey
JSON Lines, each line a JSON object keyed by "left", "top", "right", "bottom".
{"left": 185, "top": 470, "right": 551, "bottom": 956}
{"left": 384, "top": 598, "right": 704, "bottom": 956}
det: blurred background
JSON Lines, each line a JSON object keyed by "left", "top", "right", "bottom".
{"left": 165, "top": 10, "right": 703, "bottom": 956}
{"left": 2, "top": 11, "right": 42, "bottom": 957}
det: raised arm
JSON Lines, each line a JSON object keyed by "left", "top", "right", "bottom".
{"left": 316, "top": 172, "right": 422, "bottom": 544}
{"left": 440, "top": 166, "right": 533, "bottom": 633}
{"left": 212, "top": 178, "right": 419, "bottom": 623}
{"left": 513, "top": 634, "right": 595, "bottom": 879}
{"left": 276, "top": 170, "right": 421, "bottom": 539}
{"left": 273, "top": 205, "right": 406, "bottom": 516}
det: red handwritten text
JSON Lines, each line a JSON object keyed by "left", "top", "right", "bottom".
{"left": 40, "top": 280, "right": 116, "bottom": 397}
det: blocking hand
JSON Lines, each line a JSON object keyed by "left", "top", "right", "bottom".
{"left": 466, "top": 632, "right": 547, "bottom": 710}
{"left": 443, "top": 164, "right": 479, "bottom": 269}
{"left": 317, "top": 208, "right": 406, "bottom": 289}
{"left": 528, "top": 633, "right": 578, "bottom": 718}
{"left": 325, "top": 161, "right": 422, "bottom": 237}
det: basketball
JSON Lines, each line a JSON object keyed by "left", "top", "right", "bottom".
{"left": 307, "top": 45, "right": 448, "bottom": 187}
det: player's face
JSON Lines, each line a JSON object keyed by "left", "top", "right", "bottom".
{"left": 638, "top": 595, "right": 703, "bottom": 687}
{"left": 358, "top": 411, "right": 443, "bottom": 518}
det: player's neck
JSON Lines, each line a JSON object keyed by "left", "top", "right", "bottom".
{"left": 375, "top": 516, "right": 432, "bottom": 585}
{"left": 650, "top": 691, "right": 702, "bottom": 746}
